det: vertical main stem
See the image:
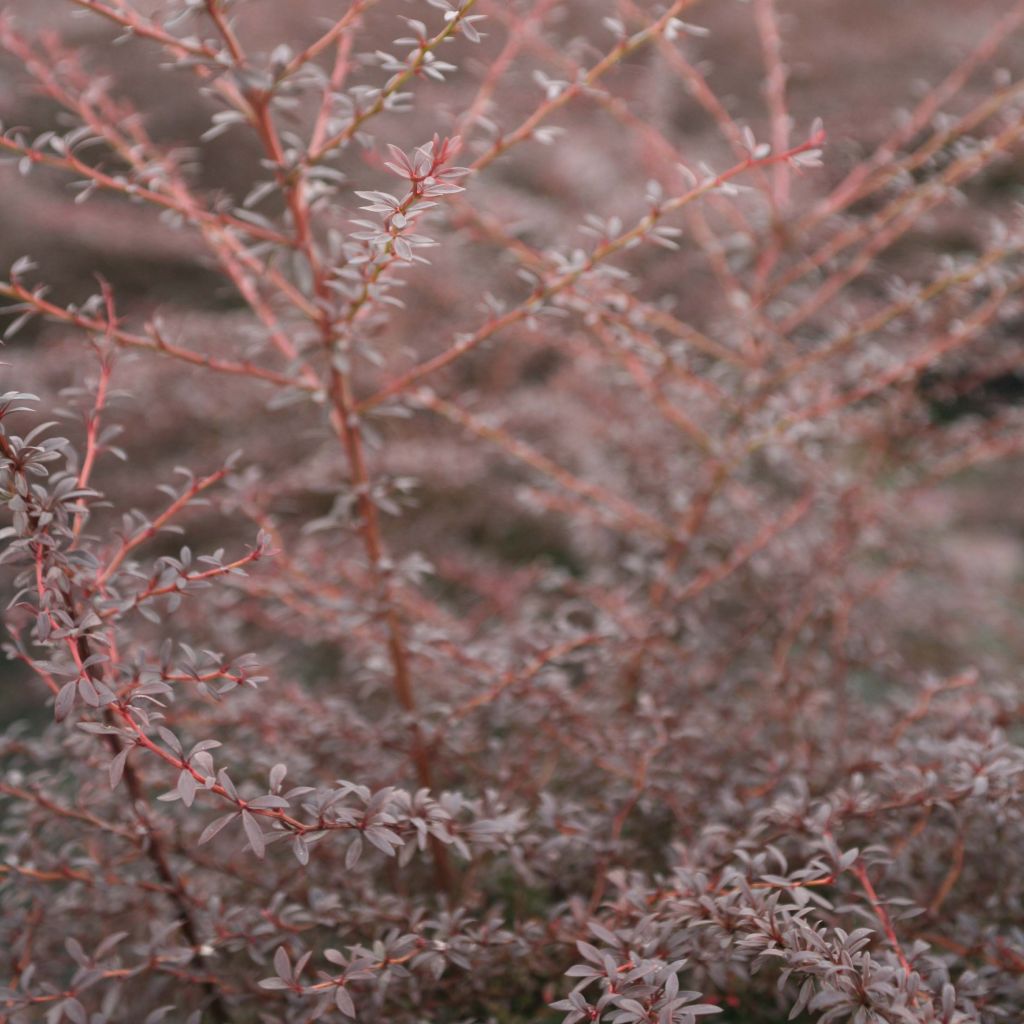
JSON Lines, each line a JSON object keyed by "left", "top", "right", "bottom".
{"left": 244, "top": 64, "right": 454, "bottom": 888}
{"left": 326, "top": 366, "right": 453, "bottom": 894}
{"left": 103, "top": 725, "right": 232, "bottom": 1023}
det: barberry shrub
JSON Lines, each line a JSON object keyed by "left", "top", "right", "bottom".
{"left": 1, "top": 0, "right": 1024, "bottom": 1021}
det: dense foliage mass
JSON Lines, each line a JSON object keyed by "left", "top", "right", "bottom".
{"left": 2, "top": 1, "right": 1024, "bottom": 1021}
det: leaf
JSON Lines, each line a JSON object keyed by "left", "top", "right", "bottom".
{"left": 54, "top": 679, "right": 77, "bottom": 722}
{"left": 177, "top": 770, "right": 198, "bottom": 808}
{"left": 587, "top": 922, "right": 620, "bottom": 946}
{"left": 188, "top": 739, "right": 222, "bottom": 755}
{"left": 65, "top": 937, "right": 87, "bottom": 965}
{"left": 247, "top": 794, "right": 289, "bottom": 809}
{"left": 198, "top": 813, "right": 237, "bottom": 846}
{"left": 217, "top": 769, "right": 238, "bottom": 800}
{"left": 77, "top": 676, "right": 99, "bottom": 707}
{"left": 274, "top": 946, "right": 292, "bottom": 982}
{"left": 363, "top": 826, "right": 402, "bottom": 856}
{"left": 566, "top": 964, "right": 602, "bottom": 978}
{"left": 109, "top": 746, "right": 130, "bottom": 789}
{"left": 345, "top": 835, "right": 363, "bottom": 869}
{"left": 335, "top": 986, "right": 355, "bottom": 1017}
{"left": 62, "top": 998, "right": 87, "bottom": 1024}
{"left": 156, "top": 727, "right": 183, "bottom": 755}
{"left": 94, "top": 931, "right": 129, "bottom": 959}
{"left": 241, "top": 810, "right": 266, "bottom": 858}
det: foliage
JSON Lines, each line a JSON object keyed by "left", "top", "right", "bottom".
{"left": 1, "top": 1, "right": 1024, "bottom": 1021}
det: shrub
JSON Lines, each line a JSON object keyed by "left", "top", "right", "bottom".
{"left": 1, "top": 1, "right": 1024, "bottom": 1021}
